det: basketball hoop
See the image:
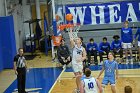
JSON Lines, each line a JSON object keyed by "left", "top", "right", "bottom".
{"left": 58, "top": 23, "right": 81, "bottom": 39}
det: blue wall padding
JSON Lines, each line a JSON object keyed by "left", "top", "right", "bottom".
{"left": 0, "top": 16, "right": 17, "bottom": 69}
{"left": 0, "top": 36, "right": 3, "bottom": 71}
{"left": 53, "top": 19, "right": 57, "bottom": 36}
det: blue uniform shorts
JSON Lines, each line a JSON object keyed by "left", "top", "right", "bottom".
{"left": 102, "top": 76, "right": 115, "bottom": 85}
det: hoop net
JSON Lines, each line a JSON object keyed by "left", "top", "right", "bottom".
{"left": 68, "top": 24, "right": 80, "bottom": 39}
{"left": 58, "top": 23, "right": 81, "bottom": 39}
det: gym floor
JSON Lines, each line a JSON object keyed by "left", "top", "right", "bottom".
{"left": 0, "top": 53, "right": 140, "bottom": 93}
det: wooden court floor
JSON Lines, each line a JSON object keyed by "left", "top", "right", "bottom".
{"left": 51, "top": 70, "right": 140, "bottom": 93}
{"left": 0, "top": 52, "right": 140, "bottom": 93}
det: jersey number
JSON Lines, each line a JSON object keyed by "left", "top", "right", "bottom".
{"left": 88, "top": 82, "right": 94, "bottom": 89}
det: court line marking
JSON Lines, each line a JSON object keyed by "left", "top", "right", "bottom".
{"left": 48, "top": 66, "right": 66, "bottom": 93}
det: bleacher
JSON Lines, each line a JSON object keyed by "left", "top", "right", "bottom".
{"left": 61, "top": 25, "right": 139, "bottom": 64}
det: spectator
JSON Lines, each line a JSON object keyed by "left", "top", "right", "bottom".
{"left": 86, "top": 38, "right": 98, "bottom": 65}
{"left": 111, "top": 35, "right": 123, "bottom": 62}
{"left": 57, "top": 39, "right": 72, "bottom": 66}
{"left": 99, "top": 37, "right": 111, "bottom": 64}
{"left": 134, "top": 27, "right": 140, "bottom": 65}
{"left": 121, "top": 21, "right": 133, "bottom": 64}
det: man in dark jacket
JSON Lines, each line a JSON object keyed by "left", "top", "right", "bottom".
{"left": 57, "top": 39, "right": 72, "bottom": 66}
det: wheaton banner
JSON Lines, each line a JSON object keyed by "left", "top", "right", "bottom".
{"left": 64, "top": 1, "right": 140, "bottom": 25}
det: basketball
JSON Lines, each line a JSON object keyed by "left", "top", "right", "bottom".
{"left": 65, "top": 13, "right": 73, "bottom": 21}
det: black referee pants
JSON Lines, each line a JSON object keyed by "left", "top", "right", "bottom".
{"left": 17, "top": 67, "right": 26, "bottom": 93}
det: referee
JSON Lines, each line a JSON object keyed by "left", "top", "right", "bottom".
{"left": 14, "top": 48, "right": 27, "bottom": 93}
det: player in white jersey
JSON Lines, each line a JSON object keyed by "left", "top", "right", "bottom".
{"left": 70, "top": 31, "right": 87, "bottom": 92}
{"left": 80, "top": 69, "right": 102, "bottom": 93}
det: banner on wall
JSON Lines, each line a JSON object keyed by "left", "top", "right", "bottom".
{"left": 60, "top": 1, "right": 140, "bottom": 25}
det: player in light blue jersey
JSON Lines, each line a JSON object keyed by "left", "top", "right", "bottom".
{"left": 97, "top": 51, "right": 119, "bottom": 93}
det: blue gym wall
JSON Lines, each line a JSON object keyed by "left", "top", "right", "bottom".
{"left": 0, "top": 16, "right": 16, "bottom": 70}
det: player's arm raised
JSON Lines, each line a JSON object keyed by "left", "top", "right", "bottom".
{"left": 69, "top": 28, "right": 75, "bottom": 48}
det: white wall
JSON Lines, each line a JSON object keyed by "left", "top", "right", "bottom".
{"left": 7, "top": 1, "right": 32, "bottom": 50}
{"left": 0, "top": 0, "right": 6, "bottom": 16}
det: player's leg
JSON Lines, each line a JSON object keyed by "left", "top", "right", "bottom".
{"left": 102, "top": 77, "right": 109, "bottom": 93}
{"left": 76, "top": 64, "right": 83, "bottom": 92}
{"left": 111, "top": 85, "right": 116, "bottom": 93}
{"left": 109, "top": 76, "right": 116, "bottom": 93}
{"left": 72, "top": 64, "right": 81, "bottom": 92}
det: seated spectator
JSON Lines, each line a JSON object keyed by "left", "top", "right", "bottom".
{"left": 57, "top": 39, "right": 72, "bottom": 66}
{"left": 111, "top": 35, "right": 123, "bottom": 61}
{"left": 124, "top": 86, "right": 132, "bottom": 93}
{"left": 99, "top": 37, "right": 111, "bottom": 64}
{"left": 86, "top": 38, "right": 98, "bottom": 65}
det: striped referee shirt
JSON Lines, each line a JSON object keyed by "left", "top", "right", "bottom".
{"left": 14, "top": 54, "right": 26, "bottom": 68}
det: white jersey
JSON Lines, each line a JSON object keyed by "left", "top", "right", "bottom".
{"left": 72, "top": 45, "right": 84, "bottom": 64}
{"left": 83, "top": 77, "right": 98, "bottom": 93}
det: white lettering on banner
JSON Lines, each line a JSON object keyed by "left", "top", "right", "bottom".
{"left": 126, "top": 3, "right": 137, "bottom": 22}
{"left": 108, "top": 4, "right": 121, "bottom": 23}
{"left": 63, "top": 2, "right": 140, "bottom": 25}
{"left": 68, "top": 6, "right": 87, "bottom": 25}
{"left": 89, "top": 6, "right": 105, "bottom": 24}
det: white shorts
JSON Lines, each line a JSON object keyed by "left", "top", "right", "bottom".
{"left": 122, "top": 43, "right": 132, "bottom": 49}
{"left": 138, "top": 41, "right": 140, "bottom": 47}
{"left": 72, "top": 62, "right": 83, "bottom": 73}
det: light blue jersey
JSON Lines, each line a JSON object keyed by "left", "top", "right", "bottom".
{"left": 102, "top": 60, "right": 118, "bottom": 85}
{"left": 81, "top": 75, "right": 86, "bottom": 81}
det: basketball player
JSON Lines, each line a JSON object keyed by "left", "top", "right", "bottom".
{"left": 97, "top": 51, "right": 118, "bottom": 93}
{"left": 80, "top": 69, "right": 103, "bottom": 93}
{"left": 76, "top": 66, "right": 90, "bottom": 91}
{"left": 69, "top": 29, "right": 87, "bottom": 93}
